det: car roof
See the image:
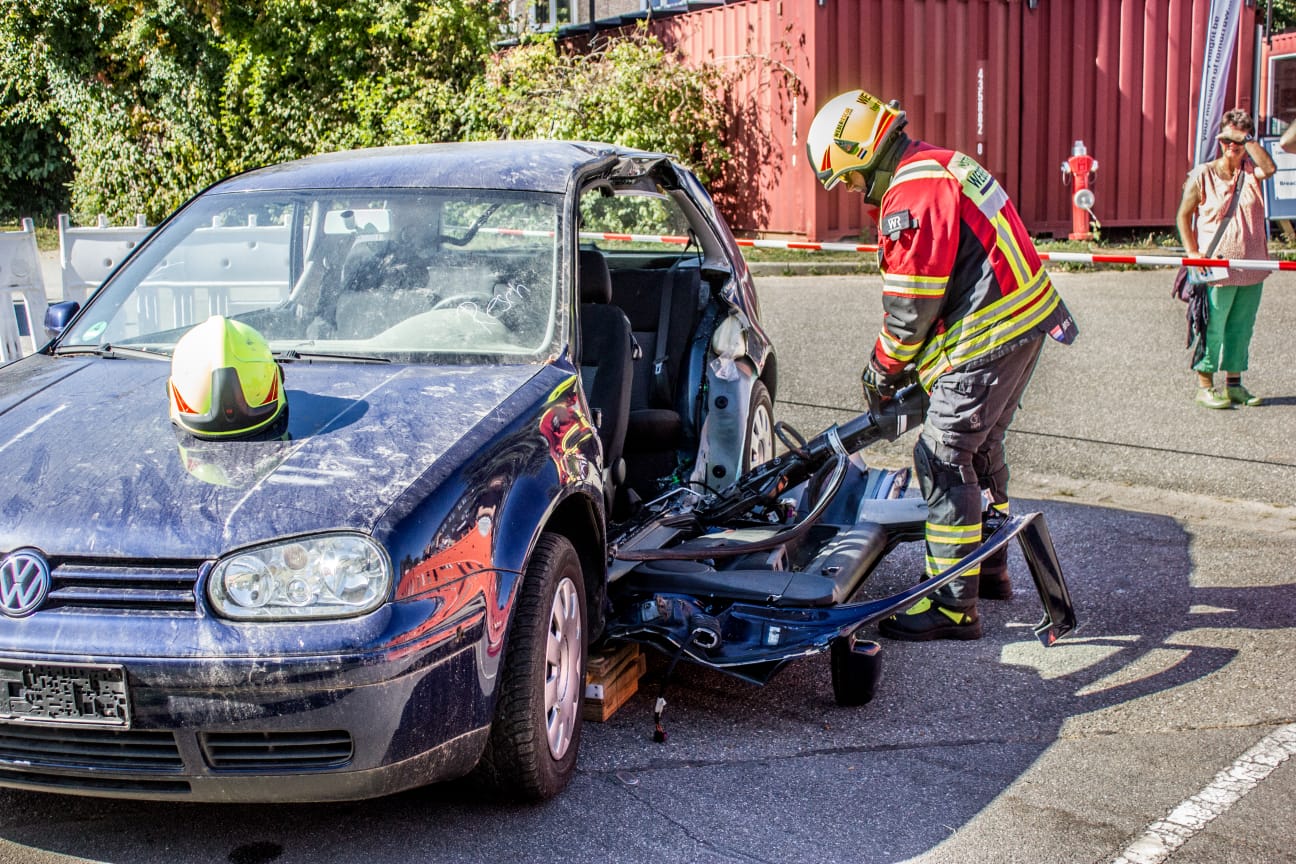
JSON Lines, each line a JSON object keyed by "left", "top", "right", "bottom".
{"left": 213, "top": 141, "right": 641, "bottom": 195}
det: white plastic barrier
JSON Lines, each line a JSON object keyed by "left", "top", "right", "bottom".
{"left": 136, "top": 216, "right": 291, "bottom": 333}
{"left": 58, "top": 213, "right": 152, "bottom": 304}
{"left": 0, "top": 218, "right": 49, "bottom": 361}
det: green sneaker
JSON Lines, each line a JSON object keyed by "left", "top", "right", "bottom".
{"left": 1195, "top": 387, "right": 1231, "bottom": 409}
{"left": 1226, "top": 385, "right": 1262, "bottom": 406}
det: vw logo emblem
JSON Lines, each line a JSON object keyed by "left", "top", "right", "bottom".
{"left": 0, "top": 550, "right": 51, "bottom": 618}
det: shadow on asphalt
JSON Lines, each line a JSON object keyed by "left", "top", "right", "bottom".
{"left": 0, "top": 496, "right": 1261, "bottom": 864}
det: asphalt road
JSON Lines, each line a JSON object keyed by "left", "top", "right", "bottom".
{"left": 1, "top": 268, "right": 1294, "bottom": 864}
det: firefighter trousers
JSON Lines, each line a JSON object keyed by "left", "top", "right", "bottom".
{"left": 914, "top": 335, "right": 1044, "bottom": 610}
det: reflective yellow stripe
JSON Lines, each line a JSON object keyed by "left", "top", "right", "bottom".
{"left": 944, "top": 289, "right": 1060, "bottom": 368}
{"left": 991, "top": 212, "right": 1034, "bottom": 287}
{"left": 926, "top": 555, "right": 981, "bottom": 577}
{"left": 914, "top": 275, "right": 1059, "bottom": 388}
{"left": 925, "top": 551, "right": 979, "bottom": 569}
{"left": 882, "top": 272, "right": 948, "bottom": 297}
{"left": 916, "top": 354, "right": 953, "bottom": 389}
{"left": 926, "top": 523, "right": 981, "bottom": 543}
{"left": 949, "top": 268, "right": 1052, "bottom": 343}
{"left": 891, "top": 160, "right": 950, "bottom": 186}
{"left": 879, "top": 328, "right": 924, "bottom": 362}
{"left": 989, "top": 501, "right": 1010, "bottom": 514}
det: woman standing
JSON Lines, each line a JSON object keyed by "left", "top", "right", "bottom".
{"left": 1176, "top": 109, "right": 1277, "bottom": 408}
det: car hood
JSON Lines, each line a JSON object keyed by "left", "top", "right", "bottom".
{"left": 0, "top": 355, "right": 542, "bottom": 559}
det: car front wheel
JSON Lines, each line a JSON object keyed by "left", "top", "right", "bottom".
{"left": 743, "top": 380, "right": 775, "bottom": 471}
{"left": 477, "top": 532, "right": 586, "bottom": 800}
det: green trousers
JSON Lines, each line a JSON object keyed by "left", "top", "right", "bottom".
{"left": 1193, "top": 283, "right": 1263, "bottom": 374}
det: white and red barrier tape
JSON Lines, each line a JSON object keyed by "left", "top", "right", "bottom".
{"left": 1038, "top": 251, "right": 1296, "bottom": 272}
{"left": 489, "top": 228, "right": 1296, "bottom": 271}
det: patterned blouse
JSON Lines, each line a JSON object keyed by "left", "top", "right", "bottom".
{"left": 1185, "top": 159, "right": 1270, "bottom": 287}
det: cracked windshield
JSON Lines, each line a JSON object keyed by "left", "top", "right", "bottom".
{"left": 62, "top": 190, "right": 561, "bottom": 362}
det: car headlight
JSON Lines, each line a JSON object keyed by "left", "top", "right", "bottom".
{"left": 208, "top": 533, "right": 392, "bottom": 620}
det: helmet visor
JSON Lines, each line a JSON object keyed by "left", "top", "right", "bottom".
{"left": 172, "top": 366, "right": 285, "bottom": 439}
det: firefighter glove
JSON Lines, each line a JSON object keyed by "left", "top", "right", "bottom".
{"left": 861, "top": 359, "right": 904, "bottom": 401}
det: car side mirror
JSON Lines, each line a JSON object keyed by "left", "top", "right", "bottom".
{"left": 44, "top": 301, "right": 80, "bottom": 341}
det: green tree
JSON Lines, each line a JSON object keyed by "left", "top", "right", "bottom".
{"left": 461, "top": 26, "right": 731, "bottom": 184}
{"left": 1, "top": 0, "right": 507, "bottom": 223}
{"left": 1262, "top": 0, "right": 1296, "bottom": 32}
{"left": 217, "top": 0, "right": 507, "bottom": 173}
{"left": 2, "top": 0, "right": 227, "bottom": 221}
{"left": 0, "top": 28, "right": 73, "bottom": 221}
{"left": 3, "top": 3, "right": 733, "bottom": 225}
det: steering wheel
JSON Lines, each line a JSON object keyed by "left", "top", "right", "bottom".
{"left": 774, "top": 421, "right": 809, "bottom": 457}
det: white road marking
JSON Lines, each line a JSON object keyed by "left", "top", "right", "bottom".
{"left": 1110, "top": 723, "right": 1296, "bottom": 864}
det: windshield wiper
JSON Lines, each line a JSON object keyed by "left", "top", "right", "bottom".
{"left": 441, "top": 203, "right": 501, "bottom": 247}
{"left": 273, "top": 349, "right": 391, "bottom": 364}
{"left": 53, "top": 344, "right": 172, "bottom": 361}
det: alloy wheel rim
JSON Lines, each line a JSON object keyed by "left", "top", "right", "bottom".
{"left": 749, "top": 402, "right": 774, "bottom": 467}
{"left": 544, "top": 576, "right": 582, "bottom": 759}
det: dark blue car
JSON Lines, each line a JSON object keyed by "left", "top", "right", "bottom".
{"left": 0, "top": 141, "right": 785, "bottom": 802}
{"left": 0, "top": 141, "right": 1075, "bottom": 803}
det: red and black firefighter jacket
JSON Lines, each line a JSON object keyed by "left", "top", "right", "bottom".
{"left": 871, "top": 142, "right": 1077, "bottom": 391}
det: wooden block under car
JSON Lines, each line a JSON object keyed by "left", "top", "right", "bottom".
{"left": 583, "top": 641, "right": 647, "bottom": 722}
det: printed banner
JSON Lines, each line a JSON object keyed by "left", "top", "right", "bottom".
{"left": 1261, "top": 137, "right": 1296, "bottom": 219}
{"left": 1193, "top": 0, "right": 1242, "bottom": 165}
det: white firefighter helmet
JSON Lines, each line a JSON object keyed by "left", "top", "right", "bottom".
{"left": 807, "top": 90, "right": 908, "bottom": 191}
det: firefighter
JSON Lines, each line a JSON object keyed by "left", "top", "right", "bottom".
{"left": 807, "top": 89, "right": 1078, "bottom": 641}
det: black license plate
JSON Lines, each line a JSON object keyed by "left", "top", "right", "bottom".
{"left": 0, "top": 662, "right": 130, "bottom": 727}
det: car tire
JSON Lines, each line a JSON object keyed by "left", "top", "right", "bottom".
{"left": 477, "top": 532, "right": 586, "bottom": 801}
{"left": 742, "top": 380, "right": 775, "bottom": 471}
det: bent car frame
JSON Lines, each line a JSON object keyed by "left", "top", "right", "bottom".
{"left": 0, "top": 141, "right": 1075, "bottom": 803}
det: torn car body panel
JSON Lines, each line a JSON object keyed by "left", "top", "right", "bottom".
{"left": 602, "top": 392, "right": 1077, "bottom": 687}
{"left": 607, "top": 512, "right": 1077, "bottom": 685}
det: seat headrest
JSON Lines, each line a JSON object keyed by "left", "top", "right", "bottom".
{"left": 578, "top": 249, "right": 612, "bottom": 305}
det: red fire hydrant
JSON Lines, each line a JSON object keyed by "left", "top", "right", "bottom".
{"left": 1060, "top": 140, "right": 1098, "bottom": 241}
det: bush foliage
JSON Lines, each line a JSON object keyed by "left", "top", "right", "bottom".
{"left": 461, "top": 28, "right": 730, "bottom": 184}
{"left": 1, "top": 2, "right": 732, "bottom": 225}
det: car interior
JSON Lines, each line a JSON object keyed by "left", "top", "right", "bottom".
{"left": 575, "top": 175, "right": 724, "bottom": 515}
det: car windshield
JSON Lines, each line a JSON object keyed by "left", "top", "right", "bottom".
{"left": 59, "top": 188, "right": 562, "bottom": 364}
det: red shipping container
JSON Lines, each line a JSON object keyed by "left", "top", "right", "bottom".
{"left": 649, "top": 0, "right": 1258, "bottom": 241}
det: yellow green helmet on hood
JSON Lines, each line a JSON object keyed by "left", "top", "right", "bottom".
{"left": 168, "top": 316, "right": 287, "bottom": 440}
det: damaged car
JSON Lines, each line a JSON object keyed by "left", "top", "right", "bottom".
{"left": 0, "top": 141, "right": 1075, "bottom": 803}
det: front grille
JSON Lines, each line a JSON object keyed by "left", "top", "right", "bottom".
{"left": 201, "top": 731, "right": 354, "bottom": 770}
{"left": 0, "top": 724, "right": 183, "bottom": 771}
{"left": 46, "top": 559, "right": 201, "bottom": 612}
{"left": 0, "top": 767, "right": 190, "bottom": 795}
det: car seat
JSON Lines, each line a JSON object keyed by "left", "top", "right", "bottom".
{"left": 610, "top": 265, "right": 703, "bottom": 498}
{"left": 576, "top": 249, "right": 633, "bottom": 511}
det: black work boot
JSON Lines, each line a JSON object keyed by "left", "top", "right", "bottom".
{"left": 978, "top": 569, "right": 1011, "bottom": 600}
{"left": 879, "top": 597, "right": 982, "bottom": 642}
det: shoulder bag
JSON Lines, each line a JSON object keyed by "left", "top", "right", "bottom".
{"left": 1172, "top": 166, "right": 1244, "bottom": 302}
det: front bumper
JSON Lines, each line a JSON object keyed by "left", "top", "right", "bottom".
{"left": 0, "top": 598, "right": 504, "bottom": 802}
